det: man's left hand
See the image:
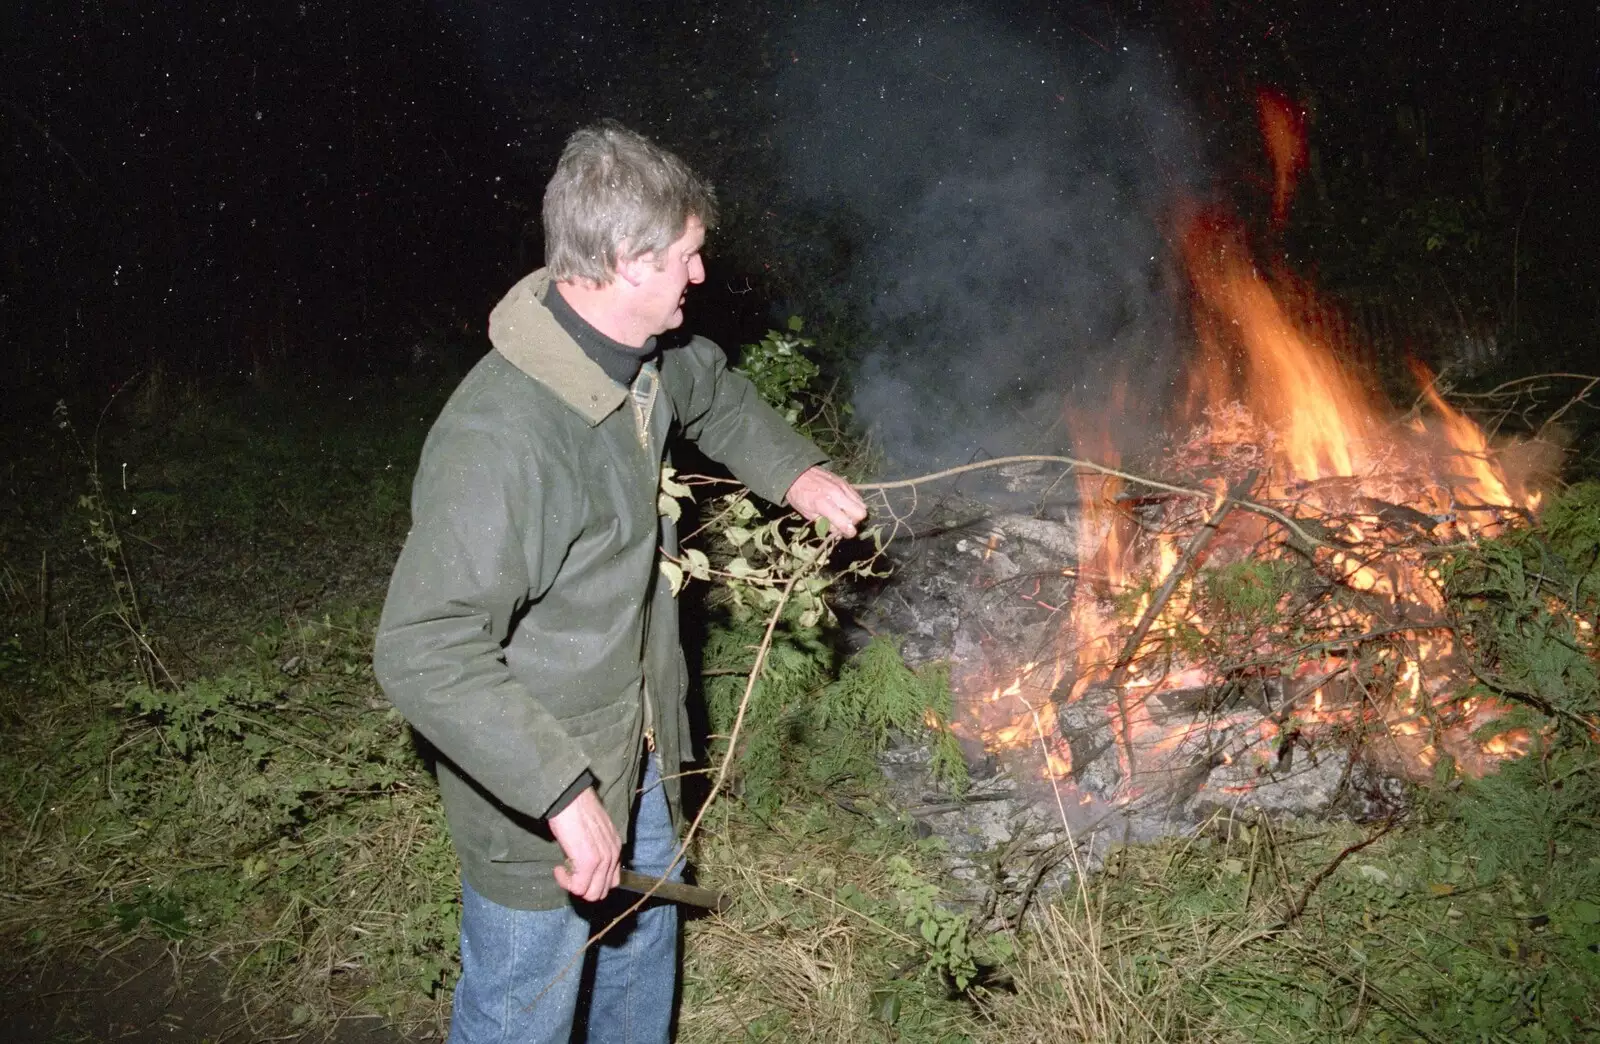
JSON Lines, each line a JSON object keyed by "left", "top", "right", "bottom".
{"left": 785, "top": 466, "right": 867, "bottom": 539}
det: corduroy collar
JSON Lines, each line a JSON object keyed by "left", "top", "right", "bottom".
{"left": 486, "top": 268, "right": 628, "bottom": 426}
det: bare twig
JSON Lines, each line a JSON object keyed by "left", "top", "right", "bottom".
{"left": 1449, "top": 371, "right": 1600, "bottom": 400}
{"left": 1006, "top": 844, "right": 1069, "bottom": 929}
{"left": 1538, "top": 374, "right": 1600, "bottom": 437}
{"left": 1279, "top": 816, "right": 1399, "bottom": 927}
{"left": 1215, "top": 624, "right": 1453, "bottom": 676}
{"left": 1207, "top": 815, "right": 1404, "bottom": 969}
{"left": 538, "top": 530, "right": 844, "bottom": 1005}
{"left": 901, "top": 790, "right": 1016, "bottom": 816}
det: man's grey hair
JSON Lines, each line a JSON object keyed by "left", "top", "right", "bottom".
{"left": 543, "top": 121, "right": 718, "bottom": 285}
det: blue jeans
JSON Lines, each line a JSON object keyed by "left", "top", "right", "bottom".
{"left": 448, "top": 753, "right": 684, "bottom": 1044}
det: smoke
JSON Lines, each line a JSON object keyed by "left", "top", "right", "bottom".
{"left": 771, "top": 2, "right": 1204, "bottom": 473}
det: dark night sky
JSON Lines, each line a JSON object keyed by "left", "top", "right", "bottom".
{"left": 2, "top": 1, "right": 1595, "bottom": 402}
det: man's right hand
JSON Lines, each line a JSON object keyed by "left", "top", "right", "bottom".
{"left": 548, "top": 787, "right": 622, "bottom": 901}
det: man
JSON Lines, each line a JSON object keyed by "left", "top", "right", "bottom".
{"left": 373, "top": 121, "right": 866, "bottom": 1043}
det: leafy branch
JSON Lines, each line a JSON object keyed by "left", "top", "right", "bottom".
{"left": 659, "top": 467, "right": 885, "bottom": 629}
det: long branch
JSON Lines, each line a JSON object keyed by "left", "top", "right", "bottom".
{"left": 1449, "top": 371, "right": 1600, "bottom": 400}
{"left": 857, "top": 455, "right": 1327, "bottom": 551}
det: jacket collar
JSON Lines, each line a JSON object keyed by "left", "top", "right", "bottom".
{"left": 488, "top": 268, "right": 628, "bottom": 426}
{"left": 544, "top": 280, "right": 658, "bottom": 387}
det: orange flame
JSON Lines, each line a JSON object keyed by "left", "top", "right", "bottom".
{"left": 1185, "top": 213, "right": 1379, "bottom": 481}
{"left": 1257, "top": 88, "right": 1307, "bottom": 228}
{"left": 1411, "top": 360, "right": 1520, "bottom": 521}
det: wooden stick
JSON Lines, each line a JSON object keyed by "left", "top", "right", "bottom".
{"left": 1279, "top": 815, "right": 1399, "bottom": 926}
{"left": 616, "top": 869, "right": 732, "bottom": 914}
{"left": 1103, "top": 469, "right": 1259, "bottom": 783}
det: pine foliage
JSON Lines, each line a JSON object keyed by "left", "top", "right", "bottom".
{"left": 1444, "top": 480, "right": 1600, "bottom": 733}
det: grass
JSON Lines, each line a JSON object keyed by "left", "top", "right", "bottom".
{"left": 684, "top": 786, "right": 1598, "bottom": 1042}
{"left": 0, "top": 375, "right": 458, "bottom": 1034}
{"left": 1, "top": 372, "right": 1597, "bottom": 1041}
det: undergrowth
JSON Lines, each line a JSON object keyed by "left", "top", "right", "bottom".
{"left": 702, "top": 622, "right": 966, "bottom": 816}
{"left": 1444, "top": 480, "right": 1600, "bottom": 736}
{"left": 683, "top": 752, "right": 1599, "bottom": 1043}
{"left": 0, "top": 381, "right": 458, "bottom": 1032}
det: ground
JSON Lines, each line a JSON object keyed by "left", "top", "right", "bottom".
{"left": 1, "top": 942, "right": 431, "bottom": 1043}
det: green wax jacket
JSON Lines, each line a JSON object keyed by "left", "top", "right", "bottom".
{"left": 374, "top": 269, "right": 825, "bottom": 909}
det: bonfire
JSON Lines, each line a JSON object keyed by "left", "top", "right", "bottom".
{"left": 952, "top": 93, "right": 1553, "bottom": 814}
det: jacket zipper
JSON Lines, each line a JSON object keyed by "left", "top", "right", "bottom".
{"left": 631, "top": 362, "right": 660, "bottom": 752}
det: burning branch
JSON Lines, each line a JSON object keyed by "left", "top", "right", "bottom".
{"left": 1103, "top": 470, "right": 1260, "bottom": 782}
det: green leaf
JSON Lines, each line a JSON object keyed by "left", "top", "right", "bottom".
{"left": 869, "top": 987, "right": 901, "bottom": 1025}
{"left": 659, "top": 560, "right": 685, "bottom": 596}
{"left": 787, "top": 314, "right": 804, "bottom": 332}
{"left": 659, "top": 465, "right": 693, "bottom": 500}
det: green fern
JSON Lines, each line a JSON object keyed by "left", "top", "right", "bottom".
{"left": 703, "top": 628, "right": 968, "bottom": 813}
{"left": 817, "top": 637, "right": 944, "bottom": 743}
{"left": 1540, "top": 480, "right": 1600, "bottom": 612}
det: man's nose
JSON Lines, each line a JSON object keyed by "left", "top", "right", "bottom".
{"left": 689, "top": 257, "right": 705, "bottom": 284}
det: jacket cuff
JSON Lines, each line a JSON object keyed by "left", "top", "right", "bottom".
{"left": 544, "top": 768, "right": 596, "bottom": 819}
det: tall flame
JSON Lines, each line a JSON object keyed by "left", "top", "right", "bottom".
{"left": 1411, "top": 359, "right": 1520, "bottom": 515}
{"left": 1184, "top": 213, "right": 1378, "bottom": 481}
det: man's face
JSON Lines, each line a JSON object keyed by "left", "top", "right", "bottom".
{"left": 628, "top": 217, "right": 706, "bottom": 337}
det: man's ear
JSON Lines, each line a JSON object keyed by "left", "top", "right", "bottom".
{"left": 614, "top": 246, "right": 650, "bottom": 288}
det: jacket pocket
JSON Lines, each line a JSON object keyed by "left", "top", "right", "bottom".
{"left": 558, "top": 699, "right": 639, "bottom": 765}
{"left": 482, "top": 693, "right": 642, "bottom": 864}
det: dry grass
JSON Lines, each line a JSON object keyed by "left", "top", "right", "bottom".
{"left": 679, "top": 796, "right": 981, "bottom": 1043}
{"left": 678, "top": 786, "right": 1188, "bottom": 1044}
{"left": 679, "top": 791, "right": 1194, "bottom": 1044}
{"left": 682, "top": 805, "right": 903, "bottom": 1041}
